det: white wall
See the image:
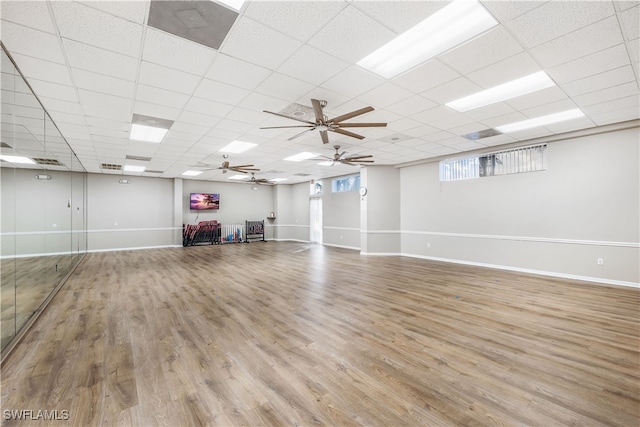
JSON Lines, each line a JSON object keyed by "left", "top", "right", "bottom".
{"left": 273, "top": 182, "right": 310, "bottom": 242}
{"left": 399, "top": 126, "right": 640, "bottom": 286}
{"left": 361, "top": 165, "right": 401, "bottom": 254}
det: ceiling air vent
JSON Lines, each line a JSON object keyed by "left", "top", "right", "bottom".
{"left": 145, "top": 170, "right": 164, "bottom": 174}
{"left": 101, "top": 163, "right": 122, "bottom": 171}
{"left": 125, "top": 155, "right": 152, "bottom": 162}
{"left": 33, "top": 158, "right": 65, "bottom": 166}
{"left": 462, "top": 128, "right": 502, "bottom": 141}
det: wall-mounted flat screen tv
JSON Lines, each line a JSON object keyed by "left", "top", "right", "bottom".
{"left": 190, "top": 193, "right": 220, "bottom": 210}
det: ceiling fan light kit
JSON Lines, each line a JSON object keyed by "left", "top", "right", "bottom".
{"left": 261, "top": 98, "right": 387, "bottom": 144}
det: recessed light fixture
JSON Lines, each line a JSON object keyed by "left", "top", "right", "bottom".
{"left": 182, "top": 170, "right": 203, "bottom": 176}
{"left": 269, "top": 178, "right": 287, "bottom": 182}
{"left": 130, "top": 114, "right": 173, "bottom": 143}
{"left": 35, "top": 174, "right": 52, "bottom": 180}
{"left": 119, "top": 179, "right": 131, "bottom": 184}
{"left": 123, "top": 165, "right": 146, "bottom": 173}
{"left": 228, "top": 174, "right": 248, "bottom": 180}
{"left": 130, "top": 124, "right": 169, "bottom": 143}
{"left": 0, "top": 155, "right": 36, "bottom": 164}
{"left": 357, "top": 0, "right": 498, "bottom": 78}
{"left": 446, "top": 71, "right": 556, "bottom": 112}
{"left": 284, "top": 152, "right": 317, "bottom": 162}
{"left": 495, "top": 109, "right": 585, "bottom": 133}
{"left": 219, "top": 140, "right": 257, "bottom": 153}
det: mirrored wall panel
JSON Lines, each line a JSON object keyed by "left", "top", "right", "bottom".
{"left": 1, "top": 44, "right": 87, "bottom": 358}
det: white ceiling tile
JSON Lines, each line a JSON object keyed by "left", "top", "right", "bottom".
{"left": 530, "top": 16, "right": 624, "bottom": 68}
{"left": 225, "top": 107, "right": 268, "bottom": 126}
{"left": 386, "top": 117, "right": 423, "bottom": 133}
{"left": 71, "top": 68, "right": 135, "bottom": 99}
{"left": 47, "top": 111, "right": 86, "bottom": 126}
{"left": 357, "top": 83, "right": 413, "bottom": 109}
{"left": 243, "top": 1, "right": 345, "bottom": 42}
{"left": 403, "top": 124, "right": 441, "bottom": 139}
{"left": 547, "top": 44, "right": 631, "bottom": 84}
{"left": 387, "top": 95, "right": 437, "bottom": 117}
{"left": 466, "top": 52, "right": 544, "bottom": 88}
{"left": 521, "top": 99, "right": 580, "bottom": 119}
{"left": 308, "top": 5, "right": 396, "bottom": 63}
{"left": 505, "top": 1, "right": 615, "bottom": 48}
{"left": 618, "top": 5, "right": 639, "bottom": 40}
{"left": 543, "top": 116, "right": 596, "bottom": 134}
{"left": 76, "top": 1, "right": 148, "bottom": 24}
{"left": 255, "top": 73, "right": 316, "bottom": 102}
{"left": 192, "top": 79, "right": 251, "bottom": 106}
{"left": 277, "top": 45, "right": 348, "bottom": 86}
{"left": 177, "top": 110, "right": 221, "bottom": 128}
{"left": 26, "top": 79, "right": 78, "bottom": 103}
{"left": 139, "top": 62, "right": 201, "bottom": 95}
{"left": 63, "top": 39, "right": 138, "bottom": 81}
{"left": 9, "top": 53, "right": 73, "bottom": 86}
{"left": 613, "top": 1, "right": 640, "bottom": 12}
{"left": 481, "top": 1, "right": 546, "bottom": 22}
{"left": 51, "top": 1, "right": 143, "bottom": 57}
{"left": 422, "top": 78, "right": 481, "bottom": 105}
{"left": 563, "top": 65, "right": 637, "bottom": 97}
{"left": 221, "top": 16, "right": 302, "bottom": 70}
{"left": 85, "top": 116, "right": 130, "bottom": 132}
{"left": 142, "top": 28, "right": 217, "bottom": 75}
{"left": 581, "top": 94, "right": 639, "bottom": 115}
{"left": 184, "top": 97, "right": 235, "bottom": 118}
{"left": 79, "top": 89, "right": 133, "bottom": 122}
{"left": 206, "top": 54, "right": 271, "bottom": 90}
{"left": 589, "top": 105, "right": 640, "bottom": 126}
{"left": 135, "top": 84, "right": 190, "bottom": 110}
{"left": 1, "top": 1, "right": 57, "bottom": 33}
{"left": 439, "top": 27, "right": 524, "bottom": 75}
{"left": 505, "top": 86, "right": 569, "bottom": 111}
{"left": 464, "top": 102, "right": 517, "bottom": 122}
{"left": 393, "top": 59, "right": 461, "bottom": 93}
{"left": 322, "top": 66, "right": 384, "bottom": 99}
{"left": 89, "top": 127, "right": 128, "bottom": 139}
{"left": 37, "top": 96, "right": 84, "bottom": 116}
{"left": 411, "top": 106, "right": 458, "bottom": 126}
{"left": 573, "top": 81, "right": 639, "bottom": 107}
{"left": 351, "top": 1, "right": 445, "bottom": 33}
{"left": 2, "top": 22, "right": 66, "bottom": 64}
{"left": 170, "top": 123, "right": 210, "bottom": 139}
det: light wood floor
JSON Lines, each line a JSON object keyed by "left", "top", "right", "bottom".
{"left": 1, "top": 242, "right": 638, "bottom": 426}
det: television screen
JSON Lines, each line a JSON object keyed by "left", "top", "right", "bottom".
{"left": 190, "top": 193, "right": 220, "bottom": 210}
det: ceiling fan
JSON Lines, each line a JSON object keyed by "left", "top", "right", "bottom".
{"left": 260, "top": 99, "right": 387, "bottom": 144}
{"left": 194, "top": 160, "right": 260, "bottom": 174}
{"left": 244, "top": 172, "right": 275, "bottom": 185}
{"left": 311, "top": 145, "right": 374, "bottom": 167}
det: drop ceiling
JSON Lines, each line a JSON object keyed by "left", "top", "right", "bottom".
{"left": 1, "top": 0, "right": 638, "bottom": 184}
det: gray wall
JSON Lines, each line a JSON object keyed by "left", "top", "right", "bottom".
{"left": 273, "top": 182, "right": 310, "bottom": 242}
{"left": 323, "top": 173, "right": 360, "bottom": 249}
{"left": 361, "top": 165, "right": 401, "bottom": 254}
{"left": 87, "top": 173, "right": 176, "bottom": 251}
{"left": 399, "top": 126, "right": 639, "bottom": 286}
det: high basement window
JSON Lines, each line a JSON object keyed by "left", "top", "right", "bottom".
{"left": 439, "top": 144, "right": 547, "bottom": 182}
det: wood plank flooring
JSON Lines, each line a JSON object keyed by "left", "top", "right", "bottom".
{"left": 1, "top": 242, "right": 638, "bottom": 426}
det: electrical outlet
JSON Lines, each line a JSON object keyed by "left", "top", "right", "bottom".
{"left": 597, "top": 258, "right": 604, "bottom": 266}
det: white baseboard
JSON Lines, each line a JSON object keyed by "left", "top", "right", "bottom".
{"left": 323, "top": 243, "right": 360, "bottom": 251}
{"left": 88, "top": 244, "right": 182, "bottom": 253}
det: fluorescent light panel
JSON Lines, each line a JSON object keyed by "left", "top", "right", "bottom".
{"left": 495, "top": 109, "right": 585, "bottom": 133}
{"left": 0, "top": 155, "right": 36, "bottom": 164}
{"left": 219, "top": 140, "right": 257, "bottom": 153}
{"left": 123, "top": 165, "right": 146, "bottom": 172}
{"left": 447, "top": 71, "right": 556, "bottom": 112}
{"left": 182, "top": 170, "right": 202, "bottom": 176}
{"left": 357, "top": 0, "right": 498, "bottom": 78}
{"left": 217, "top": 0, "right": 245, "bottom": 11}
{"left": 228, "top": 174, "right": 248, "bottom": 180}
{"left": 269, "top": 178, "right": 287, "bottom": 182}
{"left": 130, "top": 124, "right": 168, "bottom": 143}
{"left": 284, "top": 152, "right": 317, "bottom": 162}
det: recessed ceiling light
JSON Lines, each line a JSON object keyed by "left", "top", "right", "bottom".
{"left": 123, "top": 165, "right": 146, "bottom": 173}
{"left": 130, "top": 123, "right": 169, "bottom": 143}
{"left": 0, "top": 155, "right": 36, "bottom": 164}
{"left": 269, "top": 178, "right": 287, "bottom": 182}
{"left": 357, "top": 0, "right": 498, "bottom": 78}
{"left": 182, "top": 170, "right": 203, "bottom": 176}
{"left": 446, "top": 71, "right": 556, "bottom": 112}
{"left": 219, "top": 140, "right": 257, "bottom": 153}
{"left": 228, "top": 174, "right": 248, "bottom": 180}
{"left": 495, "top": 109, "right": 585, "bottom": 133}
{"left": 284, "top": 152, "right": 317, "bottom": 162}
